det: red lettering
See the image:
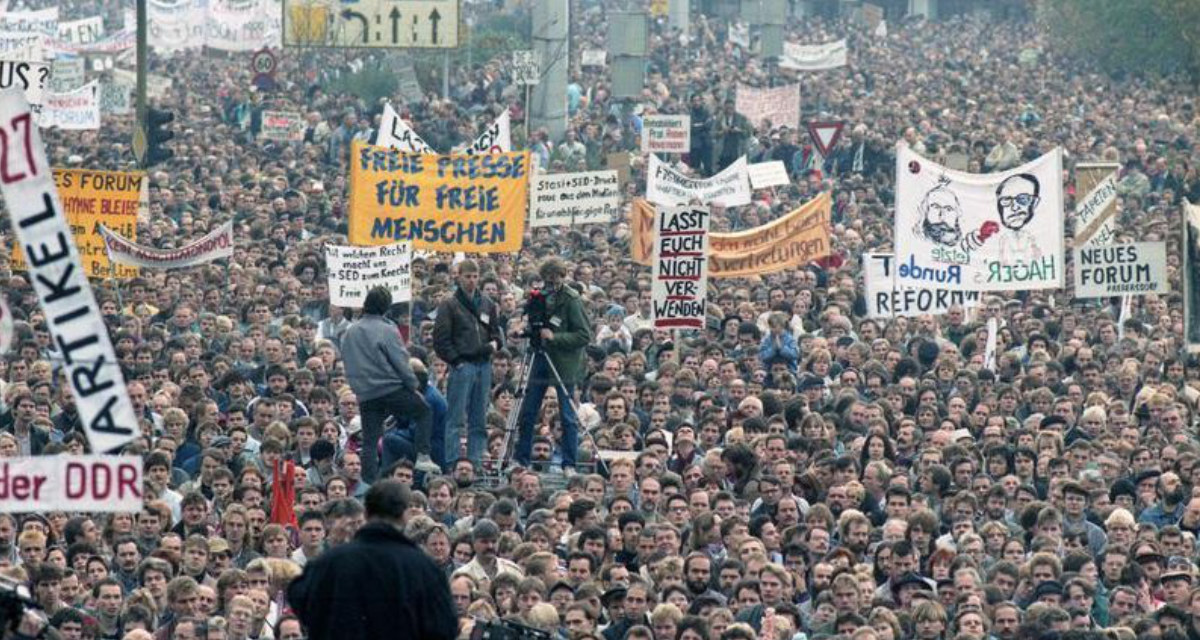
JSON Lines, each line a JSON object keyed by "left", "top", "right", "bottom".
{"left": 118, "top": 464, "right": 141, "bottom": 499}
{"left": 10, "top": 475, "right": 28, "bottom": 500}
{"left": 66, "top": 462, "right": 86, "bottom": 498}
{"left": 91, "top": 464, "right": 112, "bottom": 500}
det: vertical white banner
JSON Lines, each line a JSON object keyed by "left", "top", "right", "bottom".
{"left": 652, "top": 205, "right": 710, "bottom": 330}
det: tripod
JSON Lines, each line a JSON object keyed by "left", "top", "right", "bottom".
{"left": 496, "top": 346, "right": 581, "bottom": 473}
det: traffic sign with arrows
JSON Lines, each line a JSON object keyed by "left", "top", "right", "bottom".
{"left": 283, "top": 0, "right": 459, "bottom": 49}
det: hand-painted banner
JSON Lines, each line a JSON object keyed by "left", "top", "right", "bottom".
{"left": 452, "top": 111, "right": 511, "bottom": 155}
{"left": 0, "top": 60, "right": 50, "bottom": 106}
{"left": 38, "top": 80, "right": 100, "bottom": 130}
{"left": 779, "top": 39, "right": 847, "bottom": 71}
{"left": 1074, "top": 163, "right": 1119, "bottom": 247}
{"left": 0, "top": 8, "right": 58, "bottom": 37}
{"left": 0, "top": 456, "right": 143, "bottom": 512}
{"left": 261, "top": 110, "right": 305, "bottom": 141}
{"left": 99, "top": 221, "right": 233, "bottom": 269}
{"left": 647, "top": 154, "right": 751, "bottom": 208}
{"left": 377, "top": 103, "right": 511, "bottom": 156}
{"left": 894, "top": 145, "right": 1064, "bottom": 291}
{"left": 736, "top": 84, "right": 800, "bottom": 130}
{"left": 633, "top": 192, "right": 832, "bottom": 277}
{"left": 206, "top": 0, "right": 282, "bottom": 52}
{"left": 1073, "top": 242, "right": 1168, "bottom": 298}
{"left": 57, "top": 17, "right": 105, "bottom": 45}
{"left": 325, "top": 243, "right": 412, "bottom": 307}
{"left": 641, "top": 114, "right": 690, "bottom": 154}
{"left": 1185, "top": 202, "right": 1200, "bottom": 352}
{"left": 0, "top": 91, "right": 138, "bottom": 453}
{"left": 653, "top": 205, "right": 709, "bottom": 329}
{"left": 349, "top": 141, "right": 529, "bottom": 253}
{"left": 531, "top": 170, "right": 619, "bottom": 227}
{"left": 12, "top": 168, "right": 141, "bottom": 279}
{"left": 863, "top": 253, "right": 980, "bottom": 318}
{"left": 49, "top": 57, "right": 85, "bottom": 92}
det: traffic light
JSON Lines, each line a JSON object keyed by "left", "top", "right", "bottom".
{"left": 146, "top": 108, "right": 175, "bottom": 167}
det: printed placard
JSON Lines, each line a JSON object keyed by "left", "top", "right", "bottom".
{"left": 531, "top": 170, "right": 620, "bottom": 227}
{"left": 261, "top": 110, "right": 305, "bottom": 141}
{"left": 1073, "top": 242, "right": 1168, "bottom": 298}
{"left": 641, "top": 114, "right": 691, "bottom": 154}
{"left": 325, "top": 243, "right": 412, "bottom": 307}
{"left": 653, "top": 205, "right": 710, "bottom": 329}
{"left": 863, "top": 253, "right": 980, "bottom": 318}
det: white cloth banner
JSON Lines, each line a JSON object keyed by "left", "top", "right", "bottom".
{"left": 736, "top": 84, "right": 800, "bottom": 130}
{"left": 1073, "top": 242, "right": 1168, "bottom": 298}
{"left": 57, "top": 17, "right": 104, "bottom": 45}
{"left": 0, "top": 32, "right": 45, "bottom": 58}
{"left": 99, "top": 221, "right": 234, "bottom": 269}
{"left": 779, "top": 39, "right": 848, "bottom": 71}
{"left": 647, "top": 155, "right": 752, "bottom": 208}
{"left": 377, "top": 103, "right": 511, "bottom": 156}
{"left": 147, "top": 0, "right": 204, "bottom": 54}
{"left": 0, "top": 8, "right": 58, "bottom": 37}
{"left": 37, "top": 80, "right": 99, "bottom": 130}
{"left": 0, "top": 60, "right": 49, "bottom": 106}
{"left": 453, "top": 111, "right": 512, "bottom": 155}
{"left": 0, "top": 455, "right": 143, "bottom": 512}
{"left": 652, "top": 205, "right": 710, "bottom": 330}
{"left": 893, "top": 145, "right": 1064, "bottom": 291}
{"left": 0, "top": 89, "right": 138, "bottom": 453}
{"left": 862, "top": 253, "right": 980, "bottom": 318}
{"left": 531, "top": 170, "right": 620, "bottom": 227}
{"left": 206, "top": 0, "right": 281, "bottom": 52}
{"left": 325, "top": 244, "right": 412, "bottom": 307}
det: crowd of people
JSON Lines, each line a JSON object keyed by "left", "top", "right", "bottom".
{"left": 1, "top": 0, "right": 1200, "bottom": 638}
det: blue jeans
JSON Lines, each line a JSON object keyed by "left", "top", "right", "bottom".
{"left": 443, "top": 360, "right": 492, "bottom": 469}
{"left": 514, "top": 353, "right": 579, "bottom": 470}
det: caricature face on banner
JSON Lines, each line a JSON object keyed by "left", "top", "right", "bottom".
{"left": 893, "top": 145, "right": 1064, "bottom": 292}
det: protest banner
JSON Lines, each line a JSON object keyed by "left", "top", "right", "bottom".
{"left": 894, "top": 145, "right": 1064, "bottom": 292}
{"left": 376, "top": 102, "right": 436, "bottom": 153}
{"left": 0, "top": 455, "right": 143, "bottom": 512}
{"left": 0, "top": 92, "right": 139, "bottom": 453}
{"left": 653, "top": 205, "right": 709, "bottom": 329}
{"left": 647, "top": 154, "right": 751, "bottom": 208}
{"left": 58, "top": 16, "right": 105, "bottom": 45}
{"left": 453, "top": 111, "right": 511, "bottom": 155}
{"left": 735, "top": 84, "right": 800, "bottom": 130}
{"left": 99, "top": 221, "right": 233, "bottom": 270}
{"left": 260, "top": 110, "right": 305, "bottom": 141}
{"left": 1073, "top": 242, "right": 1168, "bottom": 298}
{"left": 1074, "top": 163, "right": 1120, "bottom": 247}
{"left": 0, "top": 295, "right": 11, "bottom": 356}
{"left": 0, "top": 60, "right": 50, "bottom": 106}
{"left": 512, "top": 50, "right": 539, "bottom": 85}
{"left": 100, "top": 80, "right": 132, "bottom": 115}
{"left": 531, "top": 170, "right": 620, "bottom": 227}
{"left": 0, "top": 33, "right": 45, "bottom": 59}
{"left": 984, "top": 317, "right": 998, "bottom": 371}
{"left": 862, "top": 253, "right": 980, "bottom": 318}
{"left": 1186, "top": 203, "right": 1200, "bottom": 351}
{"left": 348, "top": 142, "right": 529, "bottom": 254}
{"left": 206, "top": 0, "right": 281, "bottom": 52}
{"left": 779, "top": 39, "right": 847, "bottom": 71}
{"left": 581, "top": 49, "right": 606, "bottom": 67}
{"left": 49, "top": 57, "right": 85, "bottom": 92}
{"left": 0, "top": 8, "right": 58, "bottom": 37}
{"left": 607, "top": 151, "right": 632, "bottom": 188}
{"left": 148, "top": 0, "right": 205, "bottom": 54}
{"left": 747, "top": 161, "right": 789, "bottom": 189}
{"left": 12, "top": 169, "right": 141, "bottom": 279}
{"left": 325, "top": 243, "right": 412, "bottom": 307}
{"left": 641, "top": 114, "right": 691, "bottom": 154}
{"left": 38, "top": 80, "right": 100, "bottom": 130}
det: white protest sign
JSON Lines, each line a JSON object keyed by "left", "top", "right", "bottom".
{"left": 641, "top": 114, "right": 691, "bottom": 154}
{"left": 984, "top": 317, "right": 998, "bottom": 371}
{"left": 0, "top": 89, "right": 139, "bottom": 453}
{"left": 1073, "top": 242, "right": 1168, "bottom": 298}
{"left": 581, "top": 49, "right": 606, "bottom": 67}
{"left": 0, "top": 455, "right": 143, "bottom": 512}
{"left": 376, "top": 102, "right": 436, "bottom": 153}
{"left": 531, "top": 170, "right": 620, "bottom": 227}
{"left": 100, "top": 81, "right": 132, "bottom": 115}
{"left": 1074, "top": 163, "right": 1120, "bottom": 247}
{"left": 260, "top": 110, "right": 305, "bottom": 142}
{"left": 747, "top": 161, "right": 789, "bottom": 189}
{"left": 779, "top": 39, "right": 848, "bottom": 71}
{"left": 0, "top": 60, "right": 49, "bottom": 105}
{"left": 0, "top": 294, "right": 11, "bottom": 356}
{"left": 512, "top": 50, "right": 539, "bottom": 85}
{"left": 49, "top": 57, "right": 85, "bottom": 91}
{"left": 325, "top": 243, "right": 413, "bottom": 307}
{"left": 736, "top": 84, "right": 800, "bottom": 130}
{"left": 454, "top": 110, "right": 511, "bottom": 155}
{"left": 862, "top": 253, "right": 980, "bottom": 318}
{"left": 58, "top": 17, "right": 105, "bottom": 45}
{"left": 0, "top": 32, "right": 46, "bottom": 58}
{"left": 647, "top": 154, "right": 751, "bottom": 207}
{"left": 0, "top": 8, "right": 58, "bottom": 37}
{"left": 100, "top": 221, "right": 234, "bottom": 270}
{"left": 653, "top": 205, "right": 710, "bottom": 330}
{"left": 37, "top": 80, "right": 100, "bottom": 129}
{"left": 894, "top": 145, "right": 1064, "bottom": 291}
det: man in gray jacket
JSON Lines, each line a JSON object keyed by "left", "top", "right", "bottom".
{"left": 341, "top": 286, "right": 438, "bottom": 480}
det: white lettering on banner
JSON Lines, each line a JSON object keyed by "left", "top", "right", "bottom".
{"left": 531, "top": 170, "right": 620, "bottom": 227}
{"left": 747, "top": 161, "right": 789, "bottom": 189}
{"left": 779, "top": 39, "right": 848, "bottom": 71}
{"left": 641, "top": 114, "right": 691, "bottom": 154}
{"left": 37, "top": 80, "right": 100, "bottom": 130}
{"left": 325, "top": 243, "right": 412, "bottom": 307}
{"left": 1073, "top": 242, "right": 1168, "bottom": 298}
{"left": 0, "top": 60, "right": 49, "bottom": 106}
{"left": 0, "top": 90, "right": 138, "bottom": 453}
{"left": 100, "top": 222, "right": 234, "bottom": 269}
{"left": 893, "top": 144, "right": 1064, "bottom": 292}
{"left": 647, "top": 154, "right": 752, "bottom": 207}
{"left": 862, "top": 253, "right": 979, "bottom": 318}
{"left": 653, "top": 205, "right": 710, "bottom": 330}
{"left": 58, "top": 17, "right": 105, "bottom": 45}
{"left": 260, "top": 110, "right": 305, "bottom": 141}
{"left": 736, "top": 84, "right": 800, "bottom": 130}
{"left": 0, "top": 455, "right": 142, "bottom": 512}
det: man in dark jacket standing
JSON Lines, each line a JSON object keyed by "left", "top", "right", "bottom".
{"left": 340, "top": 287, "right": 438, "bottom": 480}
{"left": 288, "top": 480, "right": 457, "bottom": 640}
{"left": 513, "top": 258, "right": 592, "bottom": 474}
{"left": 433, "top": 259, "right": 502, "bottom": 471}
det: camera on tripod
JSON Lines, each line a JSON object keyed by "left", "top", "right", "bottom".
{"left": 523, "top": 288, "right": 551, "bottom": 349}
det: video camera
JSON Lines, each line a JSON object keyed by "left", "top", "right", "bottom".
{"left": 469, "top": 618, "right": 553, "bottom": 640}
{"left": 523, "top": 288, "right": 551, "bottom": 349}
{"left": 0, "top": 575, "right": 42, "bottom": 637}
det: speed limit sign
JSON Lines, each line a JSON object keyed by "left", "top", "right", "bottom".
{"left": 251, "top": 48, "right": 277, "bottom": 75}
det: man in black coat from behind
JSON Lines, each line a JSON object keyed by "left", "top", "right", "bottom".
{"left": 287, "top": 480, "right": 457, "bottom": 640}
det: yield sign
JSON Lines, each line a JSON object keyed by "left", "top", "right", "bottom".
{"left": 807, "top": 121, "right": 845, "bottom": 157}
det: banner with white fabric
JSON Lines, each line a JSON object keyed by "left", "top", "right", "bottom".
{"left": 57, "top": 17, "right": 104, "bottom": 45}
{"left": 647, "top": 155, "right": 752, "bottom": 208}
{"left": 147, "top": 0, "right": 204, "bottom": 53}
{"left": 99, "top": 221, "right": 234, "bottom": 269}
{"left": 0, "top": 8, "right": 58, "bottom": 38}
{"left": 0, "top": 455, "right": 143, "bottom": 512}
{"left": 453, "top": 111, "right": 512, "bottom": 155}
{"left": 1074, "top": 163, "right": 1120, "bottom": 247}
{"left": 779, "top": 39, "right": 847, "bottom": 71}
{"left": 0, "top": 60, "right": 50, "bottom": 106}
{"left": 893, "top": 145, "right": 1064, "bottom": 291}
{"left": 325, "top": 244, "right": 412, "bottom": 307}
{"left": 736, "top": 84, "right": 800, "bottom": 130}
{"left": 37, "top": 80, "right": 100, "bottom": 130}
{"left": 205, "top": 0, "right": 281, "bottom": 52}
{"left": 376, "top": 103, "right": 512, "bottom": 155}
{"left": 862, "top": 253, "right": 980, "bottom": 318}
